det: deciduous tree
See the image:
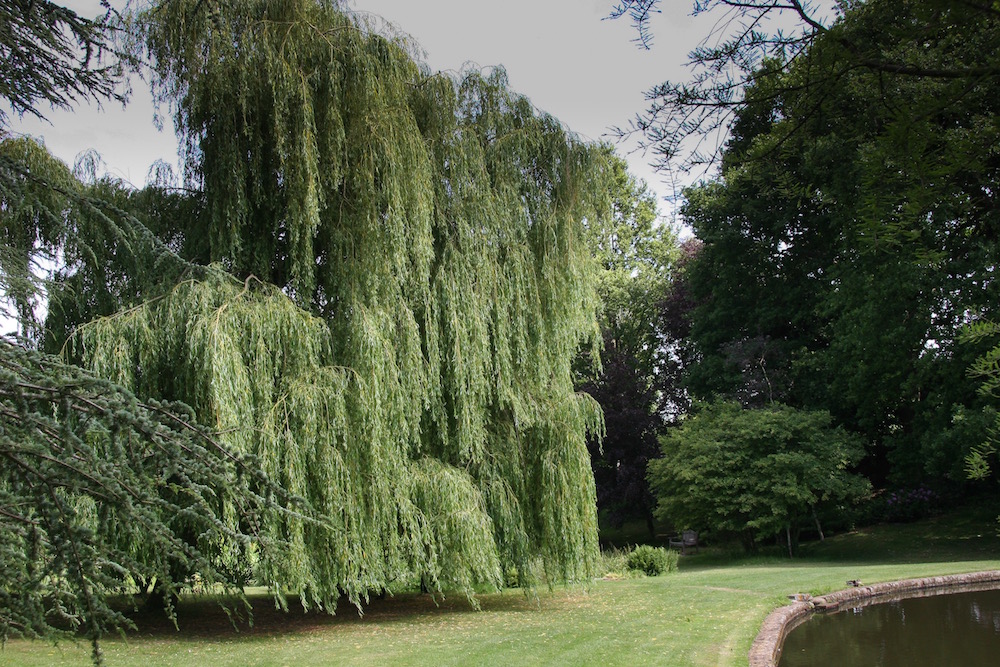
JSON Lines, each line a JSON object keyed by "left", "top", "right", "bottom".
{"left": 648, "top": 401, "right": 869, "bottom": 553}
{"left": 669, "top": 0, "right": 1000, "bottom": 488}
{"left": 579, "top": 154, "right": 680, "bottom": 534}
{"left": 610, "top": 0, "right": 1000, "bottom": 174}
{"left": 77, "top": 0, "right": 612, "bottom": 602}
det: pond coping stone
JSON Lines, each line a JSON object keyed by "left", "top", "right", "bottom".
{"left": 748, "top": 569, "right": 1000, "bottom": 667}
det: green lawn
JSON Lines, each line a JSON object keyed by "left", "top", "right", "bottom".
{"left": 6, "top": 505, "right": 1000, "bottom": 667}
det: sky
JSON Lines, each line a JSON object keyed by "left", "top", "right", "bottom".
{"left": 10, "top": 0, "right": 703, "bottom": 215}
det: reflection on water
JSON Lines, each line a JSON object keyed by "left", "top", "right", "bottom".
{"left": 778, "top": 588, "right": 1000, "bottom": 667}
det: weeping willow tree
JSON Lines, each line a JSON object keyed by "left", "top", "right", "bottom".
{"left": 65, "top": 0, "right": 613, "bottom": 610}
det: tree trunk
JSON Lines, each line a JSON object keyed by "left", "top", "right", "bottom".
{"left": 143, "top": 581, "right": 180, "bottom": 615}
{"left": 813, "top": 508, "right": 825, "bottom": 541}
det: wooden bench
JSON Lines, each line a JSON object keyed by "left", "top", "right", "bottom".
{"left": 669, "top": 530, "right": 699, "bottom": 554}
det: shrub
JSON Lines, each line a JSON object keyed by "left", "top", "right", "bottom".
{"left": 625, "top": 545, "right": 678, "bottom": 576}
{"left": 858, "top": 486, "right": 941, "bottom": 524}
{"left": 597, "top": 547, "right": 635, "bottom": 580}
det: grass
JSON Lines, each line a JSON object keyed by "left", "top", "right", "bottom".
{"left": 5, "top": 503, "right": 1000, "bottom": 667}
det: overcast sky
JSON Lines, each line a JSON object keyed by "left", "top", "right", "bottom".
{"left": 11, "top": 0, "right": 702, "bottom": 215}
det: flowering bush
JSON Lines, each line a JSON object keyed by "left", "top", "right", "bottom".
{"left": 867, "top": 486, "right": 939, "bottom": 523}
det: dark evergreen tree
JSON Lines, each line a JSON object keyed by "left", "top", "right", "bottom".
{"left": 0, "top": 0, "right": 129, "bottom": 126}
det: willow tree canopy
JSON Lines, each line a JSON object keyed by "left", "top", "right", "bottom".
{"left": 72, "top": 0, "right": 613, "bottom": 609}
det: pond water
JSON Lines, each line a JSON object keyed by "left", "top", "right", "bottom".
{"left": 778, "top": 587, "right": 1000, "bottom": 667}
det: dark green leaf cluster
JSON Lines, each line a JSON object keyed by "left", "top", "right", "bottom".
{"left": 677, "top": 0, "right": 1000, "bottom": 492}
{"left": 613, "top": 0, "right": 1000, "bottom": 174}
{"left": 959, "top": 322, "right": 1000, "bottom": 483}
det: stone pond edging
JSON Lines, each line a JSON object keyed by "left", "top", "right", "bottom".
{"left": 747, "top": 569, "right": 1000, "bottom": 667}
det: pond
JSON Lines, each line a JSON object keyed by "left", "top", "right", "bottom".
{"left": 778, "top": 586, "right": 1000, "bottom": 667}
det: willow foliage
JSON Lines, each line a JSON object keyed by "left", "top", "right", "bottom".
{"left": 71, "top": 0, "right": 612, "bottom": 608}
{"left": 0, "top": 137, "right": 75, "bottom": 338}
{"left": 0, "top": 135, "right": 206, "bottom": 347}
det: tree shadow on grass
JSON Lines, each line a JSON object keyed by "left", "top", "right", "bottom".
{"left": 118, "top": 587, "right": 559, "bottom": 642}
